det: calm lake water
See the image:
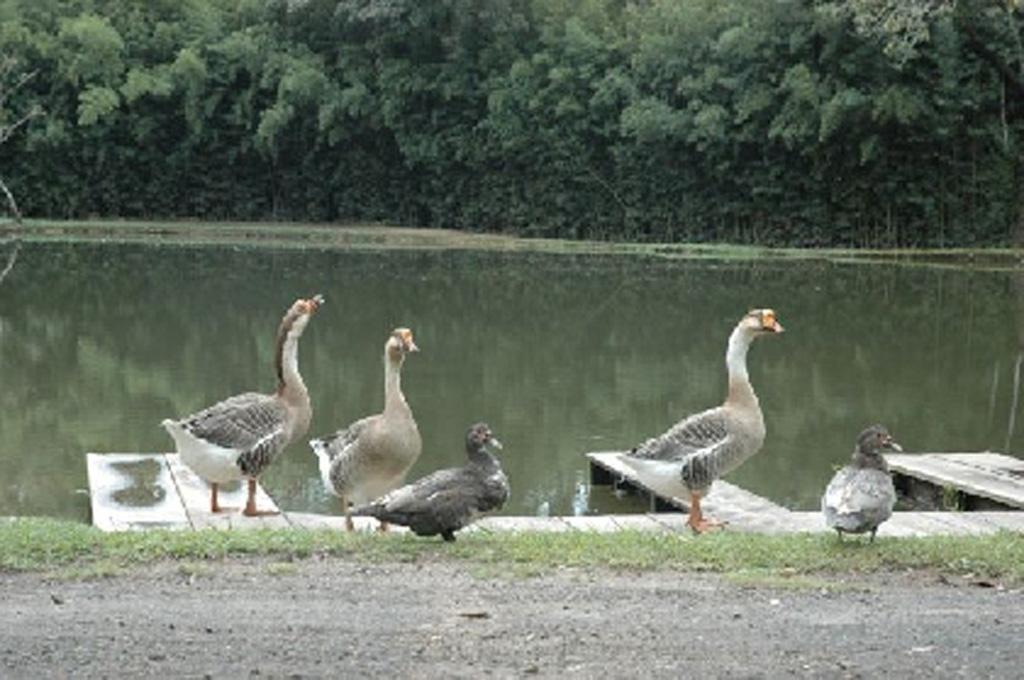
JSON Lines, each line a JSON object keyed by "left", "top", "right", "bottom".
{"left": 2, "top": 241, "right": 1024, "bottom": 521}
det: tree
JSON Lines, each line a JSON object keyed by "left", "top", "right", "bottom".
{"left": 0, "top": 54, "right": 43, "bottom": 224}
{"left": 0, "top": 0, "right": 1020, "bottom": 246}
{"left": 837, "top": 0, "right": 1024, "bottom": 242}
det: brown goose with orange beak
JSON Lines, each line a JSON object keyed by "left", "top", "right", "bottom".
{"left": 311, "top": 328, "right": 422, "bottom": 531}
{"left": 162, "top": 294, "right": 323, "bottom": 516}
{"left": 622, "top": 309, "right": 784, "bottom": 533}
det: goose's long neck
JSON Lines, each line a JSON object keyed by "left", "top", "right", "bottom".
{"left": 383, "top": 356, "right": 408, "bottom": 415}
{"left": 276, "top": 322, "right": 308, "bottom": 405}
{"left": 725, "top": 326, "right": 757, "bottom": 407}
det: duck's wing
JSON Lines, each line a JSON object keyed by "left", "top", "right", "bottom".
{"left": 178, "top": 392, "right": 289, "bottom": 475}
{"left": 629, "top": 407, "right": 730, "bottom": 462}
{"left": 620, "top": 409, "right": 735, "bottom": 492}
{"left": 822, "top": 468, "right": 854, "bottom": 513}
{"left": 312, "top": 416, "right": 374, "bottom": 463}
{"left": 179, "top": 392, "right": 287, "bottom": 451}
{"left": 474, "top": 467, "right": 510, "bottom": 513}
{"left": 375, "top": 467, "right": 470, "bottom": 513}
{"left": 822, "top": 468, "right": 895, "bottom": 530}
{"left": 631, "top": 406, "right": 761, "bottom": 491}
{"left": 355, "top": 467, "right": 487, "bottom": 533}
{"left": 313, "top": 415, "right": 388, "bottom": 497}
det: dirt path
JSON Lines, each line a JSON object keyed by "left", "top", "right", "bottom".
{"left": 1, "top": 557, "right": 1021, "bottom": 678}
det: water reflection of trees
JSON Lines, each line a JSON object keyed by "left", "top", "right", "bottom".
{"left": 0, "top": 238, "right": 18, "bottom": 284}
{"left": 1, "top": 243, "right": 1023, "bottom": 518}
{"left": 1002, "top": 272, "right": 1024, "bottom": 451}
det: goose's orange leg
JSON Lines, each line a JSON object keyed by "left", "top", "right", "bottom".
{"left": 209, "top": 483, "right": 238, "bottom": 513}
{"left": 242, "top": 478, "right": 279, "bottom": 517}
{"left": 688, "top": 491, "right": 726, "bottom": 534}
{"left": 342, "top": 496, "right": 354, "bottom": 532}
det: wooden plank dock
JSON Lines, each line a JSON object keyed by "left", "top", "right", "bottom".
{"left": 473, "top": 511, "right": 1024, "bottom": 536}
{"left": 887, "top": 452, "right": 1024, "bottom": 510}
{"left": 584, "top": 450, "right": 1024, "bottom": 536}
{"left": 586, "top": 451, "right": 793, "bottom": 521}
{"left": 83, "top": 453, "right": 1024, "bottom": 536}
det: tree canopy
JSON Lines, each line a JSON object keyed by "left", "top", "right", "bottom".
{"left": 0, "top": 0, "right": 1022, "bottom": 247}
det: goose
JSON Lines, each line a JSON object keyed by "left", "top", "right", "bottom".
{"left": 162, "top": 294, "right": 323, "bottom": 516}
{"left": 822, "top": 425, "right": 901, "bottom": 542}
{"left": 352, "top": 422, "right": 508, "bottom": 541}
{"left": 622, "top": 309, "right": 783, "bottom": 533}
{"left": 311, "top": 328, "right": 422, "bottom": 531}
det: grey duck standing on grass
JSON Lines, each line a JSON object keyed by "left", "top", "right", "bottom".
{"left": 622, "top": 309, "right": 784, "bottom": 533}
{"left": 162, "top": 295, "right": 324, "bottom": 516}
{"left": 351, "top": 423, "right": 508, "bottom": 542}
{"left": 821, "top": 425, "right": 902, "bottom": 542}
{"left": 311, "top": 328, "right": 422, "bottom": 531}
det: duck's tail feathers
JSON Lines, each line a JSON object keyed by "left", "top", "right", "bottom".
{"left": 310, "top": 438, "right": 336, "bottom": 494}
{"left": 350, "top": 501, "right": 385, "bottom": 519}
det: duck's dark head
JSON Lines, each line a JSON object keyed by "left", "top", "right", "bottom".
{"left": 466, "top": 422, "right": 502, "bottom": 455}
{"left": 854, "top": 425, "right": 902, "bottom": 464}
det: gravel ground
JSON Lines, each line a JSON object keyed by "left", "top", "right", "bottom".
{"left": 1, "top": 557, "right": 1021, "bottom": 679}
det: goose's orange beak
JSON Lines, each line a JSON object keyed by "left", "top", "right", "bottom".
{"left": 762, "top": 309, "right": 784, "bottom": 333}
{"left": 399, "top": 328, "right": 418, "bottom": 352}
{"left": 305, "top": 294, "right": 325, "bottom": 313}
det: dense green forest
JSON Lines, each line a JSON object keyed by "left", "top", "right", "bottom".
{"left": 0, "top": 0, "right": 1022, "bottom": 246}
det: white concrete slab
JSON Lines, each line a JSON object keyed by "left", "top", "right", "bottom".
{"left": 86, "top": 453, "right": 189, "bottom": 532}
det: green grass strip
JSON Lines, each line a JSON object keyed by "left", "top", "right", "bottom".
{"left": 2, "top": 518, "right": 1022, "bottom": 583}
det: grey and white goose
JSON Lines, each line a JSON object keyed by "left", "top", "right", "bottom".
{"left": 311, "top": 328, "right": 422, "bottom": 531}
{"left": 352, "top": 422, "right": 508, "bottom": 541}
{"left": 622, "top": 309, "right": 784, "bottom": 533}
{"left": 822, "top": 425, "right": 902, "bottom": 542}
{"left": 162, "top": 294, "right": 323, "bottom": 515}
